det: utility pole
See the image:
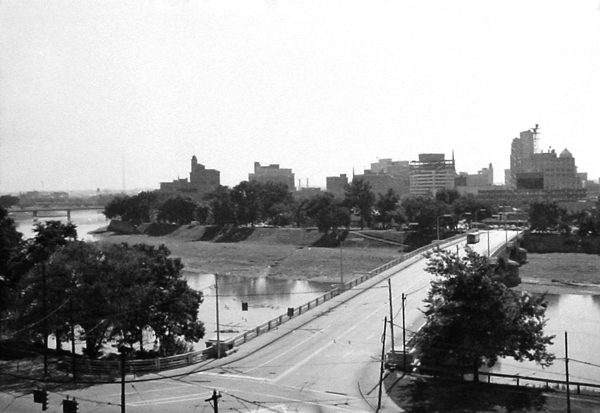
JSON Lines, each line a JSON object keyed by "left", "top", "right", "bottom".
{"left": 205, "top": 390, "right": 222, "bottom": 413}
{"left": 215, "top": 274, "right": 221, "bottom": 359}
{"left": 377, "top": 317, "right": 387, "bottom": 412}
{"left": 387, "top": 280, "right": 395, "bottom": 360}
{"left": 339, "top": 236, "right": 344, "bottom": 288}
{"left": 121, "top": 350, "right": 126, "bottom": 413}
{"left": 402, "top": 293, "right": 407, "bottom": 372}
{"left": 42, "top": 262, "right": 48, "bottom": 379}
{"left": 565, "top": 332, "right": 571, "bottom": 413}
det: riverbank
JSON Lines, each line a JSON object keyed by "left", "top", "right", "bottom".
{"left": 516, "top": 253, "right": 600, "bottom": 295}
{"left": 94, "top": 227, "right": 600, "bottom": 295}
{"left": 95, "top": 227, "right": 402, "bottom": 284}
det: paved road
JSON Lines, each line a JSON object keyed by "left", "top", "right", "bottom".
{"left": 1, "top": 230, "right": 518, "bottom": 413}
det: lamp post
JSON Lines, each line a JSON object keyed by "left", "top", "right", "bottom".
{"left": 436, "top": 214, "right": 452, "bottom": 241}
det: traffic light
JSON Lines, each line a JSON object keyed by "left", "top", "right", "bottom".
{"left": 63, "top": 397, "right": 78, "bottom": 413}
{"left": 33, "top": 389, "right": 48, "bottom": 411}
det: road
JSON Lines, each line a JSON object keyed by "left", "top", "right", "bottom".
{"left": 1, "top": 230, "right": 518, "bottom": 413}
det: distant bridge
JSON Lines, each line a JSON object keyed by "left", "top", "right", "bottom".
{"left": 15, "top": 206, "right": 104, "bottom": 221}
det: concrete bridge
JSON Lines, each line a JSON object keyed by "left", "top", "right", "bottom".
{"left": 16, "top": 206, "right": 104, "bottom": 221}
{"left": 484, "top": 228, "right": 527, "bottom": 286}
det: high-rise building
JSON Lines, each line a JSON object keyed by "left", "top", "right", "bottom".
{"left": 508, "top": 125, "right": 581, "bottom": 192}
{"left": 409, "top": 153, "right": 456, "bottom": 196}
{"left": 249, "top": 162, "right": 295, "bottom": 191}
{"left": 509, "top": 127, "right": 537, "bottom": 189}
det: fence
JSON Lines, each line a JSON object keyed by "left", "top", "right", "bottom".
{"left": 414, "top": 364, "right": 600, "bottom": 395}
{"left": 66, "top": 232, "right": 470, "bottom": 375}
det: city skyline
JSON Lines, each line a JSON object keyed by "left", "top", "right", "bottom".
{"left": 1, "top": 1, "right": 599, "bottom": 193}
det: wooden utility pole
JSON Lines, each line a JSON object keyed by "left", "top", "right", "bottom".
{"left": 402, "top": 293, "right": 407, "bottom": 371}
{"left": 377, "top": 317, "right": 387, "bottom": 411}
{"left": 215, "top": 274, "right": 221, "bottom": 359}
{"left": 388, "top": 280, "right": 395, "bottom": 358}
{"left": 205, "top": 390, "right": 222, "bottom": 413}
{"left": 565, "top": 332, "right": 571, "bottom": 413}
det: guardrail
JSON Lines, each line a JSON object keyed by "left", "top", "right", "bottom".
{"left": 66, "top": 233, "right": 468, "bottom": 375}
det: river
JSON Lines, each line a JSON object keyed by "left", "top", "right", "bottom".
{"left": 12, "top": 211, "right": 600, "bottom": 380}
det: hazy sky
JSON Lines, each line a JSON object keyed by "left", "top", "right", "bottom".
{"left": 1, "top": 1, "right": 599, "bottom": 193}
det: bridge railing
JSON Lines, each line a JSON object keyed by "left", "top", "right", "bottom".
{"left": 65, "top": 233, "right": 468, "bottom": 375}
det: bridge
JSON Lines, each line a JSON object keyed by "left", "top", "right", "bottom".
{"left": 14, "top": 206, "right": 104, "bottom": 221}
{"left": 6, "top": 230, "right": 531, "bottom": 412}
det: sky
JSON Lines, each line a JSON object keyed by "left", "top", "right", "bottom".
{"left": 1, "top": 1, "right": 599, "bottom": 194}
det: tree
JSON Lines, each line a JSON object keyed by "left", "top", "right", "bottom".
{"left": 230, "top": 181, "right": 262, "bottom": 226}
{"left": 306, "top": 193, "right": 350, "bottom": 234}
{"left": 0, "top": 195, "right": 20, "bottom": 209}
{"left": 17, "top": 241, "right": 205, "bottom": 358}
{"left": 572, "top": 209, "right": 599, "bottom": 236}
{"left": 103, "top": 191, "right": 160, "bottom": 225}
{"left": 416, "top": 248, "right": 555, "bottom": 381}
{"left": 157, "top": 196, "right": 198, "bottom": 225}
{"left": 0, "top": 206, "right": 24, "bottom": 317}
{"left": 435, "top": 188, "right": 461, "bottom": 205}
{"left": 344, "top": 178, "right": 375, "bottom": 229}
{"left": 401, "top": 196, "right": 450, "bottom": 231}
{"left": 205, "top": 186, "right": 236, "bottom": 226}
{"left": 528, "top": 201, "right": 566, "bottom": 232}
{"left": 259, "top": 182, "right": 294, "bottom": 225}
{"left": 374, "top": 188, "right": 400, "bottom": 228}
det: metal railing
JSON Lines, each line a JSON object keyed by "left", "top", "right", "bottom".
{"left": 66, "top": 233, "right": 469, "bottom": 374}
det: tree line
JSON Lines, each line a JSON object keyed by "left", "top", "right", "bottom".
{"left": 0, "top": 208, "right": 204, "bottom": 359}
{"left": 102, "top": 179, "right": 500, "bottom": 237}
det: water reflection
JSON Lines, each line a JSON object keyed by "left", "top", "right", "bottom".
{"left": 13, "top": 210, "right": 107, "bottom": 241}
{"left": 489, "top": 293, "right": 600, "bottom": 385}
{"left": 184, "top": 272, "right": 333, "bottom": 346}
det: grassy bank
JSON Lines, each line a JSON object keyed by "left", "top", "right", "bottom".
{"left": 96, "top": 226, "right": 402, "bottom": 283}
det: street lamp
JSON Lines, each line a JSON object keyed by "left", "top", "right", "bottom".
{"left": 436, "top": 214, "right": 452, "bottom": 241}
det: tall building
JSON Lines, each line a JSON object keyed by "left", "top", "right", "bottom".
{"left": 509, "top": 126, "right": 537, "bottom": 189}
{"left": 159, "top": 156, "right": 220, "bottom": 198}
{"left": 508, "top": 125, "right": 581, "bottom": 192}
{"left": 409, "top": 153, "right": 456, "bottom": 196}
{"left": 249, "top": 162, "right": 295, "bottom": 191}
{"left": 522, "top": 149, "right": 580, "bottom": 190}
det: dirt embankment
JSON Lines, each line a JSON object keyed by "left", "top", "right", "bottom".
{"left": 96, "top": 224, "right": 600, "bottom": 294}
{"left": 96, "top": 226, "right": 403, "bottom": 284}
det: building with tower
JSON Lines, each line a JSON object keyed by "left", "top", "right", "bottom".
{"left": 508, "top": 125, "right": 582, "bottom": 192}
{"left": 159, "top": 156, "right": 220, "bottom": 198}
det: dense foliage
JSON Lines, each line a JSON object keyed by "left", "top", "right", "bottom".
{"left": 17, "top": 241, "right": 204, "bottom": 358}
{"left": 344, "top": 178, "right": 376, "bottom": 229}
{"left": 305, "top": 193, "right": 351, "bottom": 234}
{"left": 528, "top": 201, "right": 567, "bottom": 233}
{"left": 416, "top": 248, "right": 555, "bottom": 380}
{"left": 103, "top": 191, "right": 161, "bottom": 225}
{"left": 205, "top": 181, "right": 295, "bottom": 227}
